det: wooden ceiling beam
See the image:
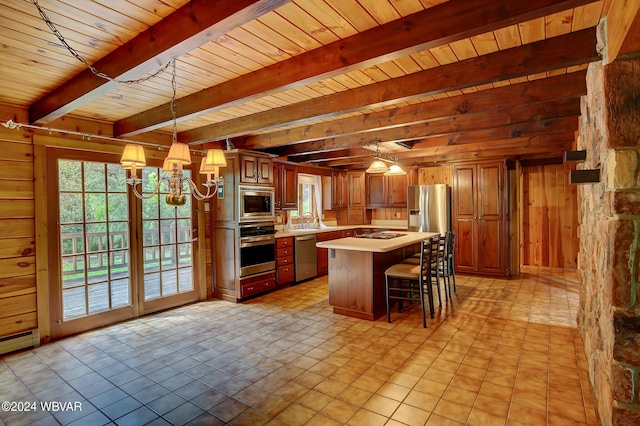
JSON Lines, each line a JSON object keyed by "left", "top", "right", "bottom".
{"left": 271, "top": 98, "right": 580, "bottom": 156}
{"left": 604, "top": 0, "right": 640, "bottom": 63}
{"left": 400, "top": 132, "right": 576, "bottom": 158}
{"left": 29, "top": 0, "right": 290, "bottom": 124}
{"left": 411, "top": 116, "right": 578, "bottom": 148}
{"left": 114, "top": 0, "right": 597, "bottom": 137}
{"left": 403, "top": 142, "right": 575, "bottom": 165}
{"left": 322, "top": 134, "right": 575, "bottom": 167}
{"left": 185, "top": 28, "right": 599, "bottom": 144}
{"left": 242, "top": 70, "right": 587, "bottom": 149}
{"left": 289, "top": 149, "right": 355, "bottom": 163}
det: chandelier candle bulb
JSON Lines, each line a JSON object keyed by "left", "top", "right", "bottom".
{"left": 199, "top": 157, "right": 220, "bottom": 184}
{"left": 206, "top": 149, "right": 227, "bottom": 168}
{"left": 162, "top": 158, "right": 174, "bottom": 173}
{"left": 166, "top": 142, "right": 192, "bottom": 164}
{"left": 120, "top": 144, "right": 146, "bottom": 178}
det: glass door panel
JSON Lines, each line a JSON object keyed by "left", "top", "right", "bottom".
{"left": 54, "top": 160, "right": 134, "bottom": 336}
{"left": 140, "top": 167, "right": 196, "bottom": 312}
{"left": 51, "top": 153, "right": 201, "bottom": 337}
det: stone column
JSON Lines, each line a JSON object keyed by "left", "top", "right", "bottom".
{"left": 577, "top": 57, "right": 640, "bottom": 425}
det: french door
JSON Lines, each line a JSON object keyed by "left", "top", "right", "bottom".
{"left": 49, "top": 150, "right": 198, "bottom": 338}
{"left": 138, "top": 166, "right": 198, "bottom": 314}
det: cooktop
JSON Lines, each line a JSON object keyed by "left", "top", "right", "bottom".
{"left": 353, "top": 232, "right": 406, "bottom": 240}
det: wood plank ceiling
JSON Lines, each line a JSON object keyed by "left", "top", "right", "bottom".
{"left": 0, "top": 0, "right": 609, "bottom": 168}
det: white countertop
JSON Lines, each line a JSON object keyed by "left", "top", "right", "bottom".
{"left": 315, "top": 231, "right": 438, "bottom": 253}
{"left": 275, "top": 224, "right": 406, "bottom": 239}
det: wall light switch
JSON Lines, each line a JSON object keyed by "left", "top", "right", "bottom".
{"left": 395, "top": 212, "right": 401, "bottom": 218}
{"left": 276, "top": 216, "right": 283, "bottom": 223}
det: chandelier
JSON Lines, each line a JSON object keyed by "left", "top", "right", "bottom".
{"left": 120, "top": 61, "right": 226, "bottom": 206}
{"left": 365, "top": 142, "right": 406, "bottom": 175}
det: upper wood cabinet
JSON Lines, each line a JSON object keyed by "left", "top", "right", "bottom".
{"left": 240, "top": 154, "right": 273, "bottom": 185}
{"left": 365, "top": 173, "right": 408, "bottom": 208}
{"left": 332, "top": 171, "right": 348, "bottom": 209}
{"left": 388, "top": 174, "right": 408, "bottom": 207}
{"left": 347, "top": 171, "right": 365, "bottom": 208}
{"left": 273, "top": 161, "right": 298, "bottom": 210}
{"left": 452, "top": 161, "right": 509, "bottom": 277}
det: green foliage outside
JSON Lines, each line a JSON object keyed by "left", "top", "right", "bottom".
{"left": 58, "top": 160, "right": 192, "bottom": 280}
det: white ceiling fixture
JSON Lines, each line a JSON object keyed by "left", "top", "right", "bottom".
{"left": 365, "top": 142, "right": 406, "bottom": 175}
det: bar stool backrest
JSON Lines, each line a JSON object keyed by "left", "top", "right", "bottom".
{"left": 419, "top": 237, "right": 434, "bottom": 283}
{"left": 428, "top": 236, "right": 440, "bottom": 273}
{"left": 449, "top": 230, "right": 456, "bottom": 260}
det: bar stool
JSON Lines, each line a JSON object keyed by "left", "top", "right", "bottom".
{"left": 384, "top": 237, "right": 435, "bottom": 327}
{"left": 447, "top": 230, "right": 457, "bottom": 293}
{"left": 402, "top": 235, "right": 446, "bottom": 303}
{"left": 428, "top": 236, "right": 443, "bottom": 310}
{"left": 438, "top": 233, "right": 452, "bottom": 299}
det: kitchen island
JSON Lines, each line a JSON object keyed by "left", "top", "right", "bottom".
{"left": 316, "top": 231, "right": 438, "bottom": 320}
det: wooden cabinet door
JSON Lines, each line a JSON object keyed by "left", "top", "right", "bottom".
{"left": 453, "top": 164, "right": 478, "bottom": 273}
{"left": 240, "top": 155, "right": 272, "bottom": 185}
{"left": 239, "top": 155, "right": 258, "bottom": 184}
{"left": 347, "top": 171, "right": 365, "bottom": 208}
{"left": 281, "top": 163, "right": 298, "bottom": 209}
{"left": 257, "top": 157, "right": 273, "bottom": 185}
{"left": 333, "top": 171, "right": 347, "bottom": 208}
{"left": 387, "top": 174, "right": 408, "bottom": 207}
{"left": 477, "top": 162, "right": 505, "bottom": 274}
{"left": 366, "top": 174, "right": 386, "bottom": 208}
{"left": 273, "top": 163, "right": 282, "bottom": 209}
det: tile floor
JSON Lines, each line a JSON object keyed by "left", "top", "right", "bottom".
{"left": 0, "top": 267, "right": 596, "bottom": 425}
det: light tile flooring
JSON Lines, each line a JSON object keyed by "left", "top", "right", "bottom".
{"left": 0, "top": 267, "right": 596, "bottom": 426}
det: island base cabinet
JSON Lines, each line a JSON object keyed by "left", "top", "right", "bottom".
{"left": 327, "top": 247, "right": 413, "bottom": 320}
{"left": 316, "top": 229, "right": 350, "bottom": 277}
{"left": 317, "top": 247, "right": 328, "bottom": 276}
{"left": 328, "top": 250, "right": 375, "bottom": 320}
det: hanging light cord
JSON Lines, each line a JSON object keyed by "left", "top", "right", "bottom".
{"left": 170, "top": 60, "right": 178, "bottom": 144}
{"left": 29, "top": 0, "right": 171, "bottom": 85}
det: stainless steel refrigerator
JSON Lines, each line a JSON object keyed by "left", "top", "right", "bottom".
{"left": 407, "top": 184, "right": 451, "bottom": 234}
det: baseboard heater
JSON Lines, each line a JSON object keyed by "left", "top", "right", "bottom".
{"left": 0, "top": 329, "right": 40, "bottom": 356}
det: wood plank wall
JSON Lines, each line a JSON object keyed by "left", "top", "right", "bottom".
{"left": 521, "top": 164, "right": 579, "bottom": 268}
{"left": 0, "top": 105, "right": 37, "bottom": 338}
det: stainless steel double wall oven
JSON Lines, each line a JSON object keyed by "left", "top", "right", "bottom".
{"left": 239, "top": 222, "right": 275, "bottom": 277}
{"left": 237, "top": 186, "right": 276, "bottom": 278}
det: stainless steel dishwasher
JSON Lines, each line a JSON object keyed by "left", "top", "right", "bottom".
{"left": 295, "top": 234, "right": 317, "bottom": 283}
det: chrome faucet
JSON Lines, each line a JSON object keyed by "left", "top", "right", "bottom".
{"left": 302, "top": 212, "right": 314, "bottom": 228}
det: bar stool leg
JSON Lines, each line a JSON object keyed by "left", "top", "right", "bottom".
{"left": 424, "top": 278, "right": 435, "bottom": 318}
{"left": 385, "top": 275, "right": 392, "bottom": 323}
{"left": 419, "top": 280, "right": 427, "bottom": 328}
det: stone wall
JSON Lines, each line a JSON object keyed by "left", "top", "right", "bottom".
{"left": 577, "top": 58, "right": 640, "bottom": 425}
